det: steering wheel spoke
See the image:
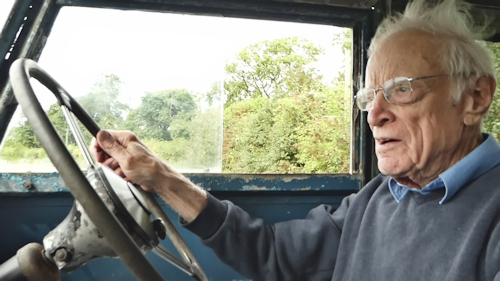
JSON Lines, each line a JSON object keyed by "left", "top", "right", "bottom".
{"left": 60, "top": 105, "right": 96, "bottom": 167}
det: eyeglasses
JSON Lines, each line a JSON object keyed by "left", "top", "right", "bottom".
{"left": 355, "top": 74, "right": 448, "bottom": 111}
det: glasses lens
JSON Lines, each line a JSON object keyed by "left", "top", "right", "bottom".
{"left": 385, "top": 78, "right": 412, "bottom": 104}
{"left": 356, "top": 88, "right": 375, "bottom": 111}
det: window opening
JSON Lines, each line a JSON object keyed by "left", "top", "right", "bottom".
{"left": 0, "top": 7, "right": 353, "bottom": 174}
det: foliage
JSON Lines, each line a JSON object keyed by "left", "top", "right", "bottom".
{"left": 222, "top": 82, "right": 350, "bottom": 173}
{"left": 124, "top": 89, "right": 197, "bottom": 141}
{"left": 1, "top": 140, "right": 45, "bottom": 161}
{"left": 180, "top": 108, "right": 223, "bottom": 171}
{"left": 222, "top": 36, "right": 351, "bottom": 173}
{"left": 4, "top": 74, "right": 129, "bottom": 150}
{"left": 484, "top": 42, "right": 500, "bottom": 141}
{"left": 143, "top": 108, "right": 223, "bottom": 171}
{"left": 0, "top": 139, "right": 84, "bottom": 164}
{"left": 205, "top": 82, "right": 224, "bottom": 107}
{"left": 77, "top": 74, "right": 130, "bottom": 130}
{"left": 224, "top": 37, "right": 323, "bottom": 104}
{"left": 5, "top": 117, "right": 41, "bottom": 148}
{"left": 2, "top": 34, "right": 355, "bottom": 174}
{"left": 332, "top": 29, "right": 352, "bottom": 82}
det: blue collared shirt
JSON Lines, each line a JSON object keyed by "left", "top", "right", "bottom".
{"left": 388, "top": 134, "right": 500, "bottom": 204}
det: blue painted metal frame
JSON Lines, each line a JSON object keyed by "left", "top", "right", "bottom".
{"left": 0, "top": 172, "right": 361, "bottom": 192}
{"left": 0, "top": 0, "right": 61, "bottom": 141}
{"left": 0, "top": 172, "right": 359, "bottom": 280}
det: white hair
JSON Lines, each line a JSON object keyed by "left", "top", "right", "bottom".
{"left": 368, "top": 0, "right": 496, "bottom": 102}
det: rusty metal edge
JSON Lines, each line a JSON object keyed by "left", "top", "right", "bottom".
{"left": 0, "top": 172, "right": 362, "bottom": 193}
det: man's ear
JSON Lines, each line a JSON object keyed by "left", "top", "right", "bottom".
{"left": 463, "top": 76, "right": 496, "bottom": 126}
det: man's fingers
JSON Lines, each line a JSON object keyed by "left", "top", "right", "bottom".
{"left": 103, "top": 130, "right": 138, "bottom": 148}
{"left": 103, "top": 157, "right": 120, "bottom": 170}
{"left": 115, "top": 167, "right": 127, "bottom": 179}
{"left": 96, "top": 130, "right": 128, "bottom": 161}
{"left": 90, "top": 137, "right": 108, "bottom": 163}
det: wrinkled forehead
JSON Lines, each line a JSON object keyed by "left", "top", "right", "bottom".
{"left": 366, "top": 30, "right": 443, "bottom": 88}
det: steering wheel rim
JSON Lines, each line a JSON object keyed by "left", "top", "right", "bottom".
{"left": 8, "top": 58, "right": 207, "bottom": 281}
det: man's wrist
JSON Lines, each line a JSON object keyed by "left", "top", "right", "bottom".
{"left": 153, "top": 171, "right": 195, "bottom": 195}
{"left": 151, "top": 168, "right": 207, "bottom": 220}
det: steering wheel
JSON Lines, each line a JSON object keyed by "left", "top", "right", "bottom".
{"left": 8, "top": 58, "right": 208, "bottom": 281}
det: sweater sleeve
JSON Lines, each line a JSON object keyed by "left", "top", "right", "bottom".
{"left": 182, "top": 192, "right": 354, "bottom": 281}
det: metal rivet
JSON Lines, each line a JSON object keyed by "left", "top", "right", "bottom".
{"left": 23, "top": 181, "right": 33, "bottom": 190}
{"left": 54, "top": 248, "right": 68, "bottom": 262}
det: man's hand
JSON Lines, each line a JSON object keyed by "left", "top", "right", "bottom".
{"left": 91, "top": 130, "right": 207, "bottom": 222}
{"left": 92, "top": 130, "right": 168, "bottom": 192}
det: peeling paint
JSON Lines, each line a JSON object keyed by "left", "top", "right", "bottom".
{"left": 0, "top": 172, "right": 68, "bottom": 192}
{"left": 0, "top": 172, "right": 361, "bottom": 193}
{"left": 241, "top": 185, "right": 268, "bottom": 191}
{"left": 292, "top": 187, "right": 312, "bottom": 191}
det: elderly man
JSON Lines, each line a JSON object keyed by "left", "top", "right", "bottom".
{"left": 92, "top": 0, "right": 500, "bottom": 280}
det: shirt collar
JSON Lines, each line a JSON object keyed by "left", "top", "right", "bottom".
{"left": 388, "top": 134, "right": 500, "bottom": 204}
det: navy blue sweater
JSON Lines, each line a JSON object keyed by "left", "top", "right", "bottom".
{"left": 184, "top": 165, "right": 500, "bottom": 281}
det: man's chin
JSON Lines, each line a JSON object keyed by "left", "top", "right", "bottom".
{"left": 377, "top": 161, "right": 408, "bottom": 178}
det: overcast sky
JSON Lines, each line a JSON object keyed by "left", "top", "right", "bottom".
{"left": 36, "top": 7, "right": 345, "bottom": 106}
{"left": 0, "top": 0, "right": 15, "bottom": 30}
{"left": 2, "top": 4, "right": 347, "bottom": 119}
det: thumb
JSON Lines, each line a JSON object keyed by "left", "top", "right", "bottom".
{"left": 96, "top": 130, "right": 127, "bottom": 160}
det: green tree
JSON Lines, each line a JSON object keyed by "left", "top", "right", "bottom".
{"left": 136, "top": 87, "right": 223, "bottom": 172}
{"left": 205, "top": 82, "right": 223, "bottom": 106}
{"left": 1, "top": 74, "right": 129, "bottom": 162}
{"left": 46, "top": 104, "right": 72, "bottom": 144}
{"left": 484, "top": 42, "right": 500, "bottom": 141}
{"left": 4, "top": 117, "right": 41, "bottom": 148}
{"left": 224, "top": 37, "right": 324, "bottom": 104}
{"left": 77, "top": 74, "right": 129, "bottom": 129}
{"left": 167, "top": 108, "right": 223, "bottom": 171}
{"left": 223, "top": 83, "right": 350, "bottom": 173}
{"left": 125, "top": 89, "right": 197, "bottom": 141}
{"left": 43, "top": 74, "right": 130, "bottom": 145}
{"left": 222, "top": 34, "right": 352, "bottom": 173}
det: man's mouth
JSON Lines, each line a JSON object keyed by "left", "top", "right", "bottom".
{"left": 377, "top": 138, "right": 400, "bottom": 145}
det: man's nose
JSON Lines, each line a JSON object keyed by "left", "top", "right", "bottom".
{"left": 367, "top": 90, "right": 395, "bottom": 127}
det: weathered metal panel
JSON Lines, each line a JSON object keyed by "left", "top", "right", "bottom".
{"left": 190, "top": 173, "right": 360, "bottom": 191}
{"left": 274, "top": 0, "right": 377, "bottom": 9}
{"left": 56, "top": 0, "right": 369, "bottom": 27}
{"left": 0, "top": 172, "right": 361, "bottom": 192}
{"left": 0, "top": 0, "right": 38, "bottom": 141}
{"left": 0, "top": 0, "right": 60, "bottom": 141}
{"left": 0, "top": 192, "right": 346, "bottom": 280}
{"left": 58, "top": 0, "right": 379, "bottom": 10}
{"left": 0, "top": 172, "right": 68, "bottom": 192}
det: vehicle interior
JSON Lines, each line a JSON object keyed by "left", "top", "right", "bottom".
{"left": 0, "top": 0, "right": 499, "bottom": 280}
